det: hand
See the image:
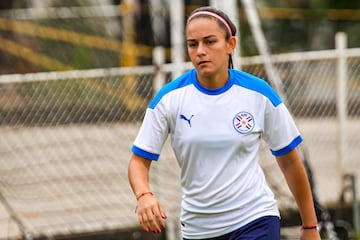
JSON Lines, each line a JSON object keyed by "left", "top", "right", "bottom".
{"left": 300, "top": 229, "right": 321, "bottom": 240}
{"left": 136, "top": 194, "right": 167, "bottom": 233}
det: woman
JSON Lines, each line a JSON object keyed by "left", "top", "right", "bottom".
{"left": 128, "top": 6, "right": 320, "bottom": 240}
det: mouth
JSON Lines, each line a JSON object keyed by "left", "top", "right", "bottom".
{"left": 198, "top": 61, "right": 210, "bottom": 66}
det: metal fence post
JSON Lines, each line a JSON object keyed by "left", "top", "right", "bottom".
{"left": 153, "top": 46, "right": 166, "bottom": 93}
{"left": 336, "top": 32, "right": 348, "bottom": 190}
{"left": 168, "top": 0, "right": 184, "bottom": 80}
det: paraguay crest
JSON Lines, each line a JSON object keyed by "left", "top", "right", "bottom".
{"left": 233, "top": 111, "right": 255, "bottom": 134}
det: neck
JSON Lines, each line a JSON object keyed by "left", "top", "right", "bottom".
{"left": 197, "top": 69, "right": 229, "bottom": 89}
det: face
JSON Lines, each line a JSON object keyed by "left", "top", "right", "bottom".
{"left": 186, "top": 17, "right": 236, "bottom": 85}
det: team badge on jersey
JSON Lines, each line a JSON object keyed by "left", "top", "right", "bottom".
{"left": 233, "top": 112, "right": 255, "bottom": 134}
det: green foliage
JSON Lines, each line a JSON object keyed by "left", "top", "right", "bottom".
{"left": 249, "top": 0, "right": 360, "bottom": 53}
{"left": 36, "top": 0, "right": 119, "bottom": 71}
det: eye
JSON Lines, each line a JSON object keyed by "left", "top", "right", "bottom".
{"left": 205, "top": 39, "right": 216, "bottom": 45}
{"left": 187, "top": 42, "right": 197, "bottom": 48}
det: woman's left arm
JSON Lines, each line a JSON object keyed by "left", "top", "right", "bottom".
{"left": 276, "top": 148, "right": 321, "bottom": 240}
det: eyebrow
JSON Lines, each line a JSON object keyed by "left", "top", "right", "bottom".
{"left": 186, "top": 34, "right": 217, "bottom": 42}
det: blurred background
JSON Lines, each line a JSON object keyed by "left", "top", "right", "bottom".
{"left": 0, "top": 0, "right": 359, "bottom": 239}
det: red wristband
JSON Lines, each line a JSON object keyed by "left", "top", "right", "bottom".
{"left": 301, "top": 225, "right": 318, "bottom": 230}
{"left": 136, "top": 191, "right": 153, "bottom": 200}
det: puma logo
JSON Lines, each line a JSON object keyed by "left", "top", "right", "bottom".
{"left": 180, "top": 114, "right": 194, "bottom": 127}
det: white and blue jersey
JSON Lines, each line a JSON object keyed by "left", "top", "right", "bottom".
{"left": 132, "top": 69, "right": 302, "bottom": 239}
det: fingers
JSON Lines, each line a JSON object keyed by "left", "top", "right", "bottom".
{"left": 136, "top": 196, "right": 167, "bottom": 233}
{"left": 158, "top": 202, "right": 167, "bottom": 220}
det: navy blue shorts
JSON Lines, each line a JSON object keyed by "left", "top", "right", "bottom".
{"left": 183, "top": 216, "right": 280, "bottom": 240}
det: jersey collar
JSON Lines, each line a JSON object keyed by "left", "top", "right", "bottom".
{"left": 192, "top": 69, "right": 234, "bottom": 95}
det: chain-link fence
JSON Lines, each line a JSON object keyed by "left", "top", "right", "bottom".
{"left": 0, "top": 45, "right": 360, "bottom": 239}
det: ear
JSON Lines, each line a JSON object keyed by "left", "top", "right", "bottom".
{"left": 227, "top": 36, "right": 236, "bottom": 54}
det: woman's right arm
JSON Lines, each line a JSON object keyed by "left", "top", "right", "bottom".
{"left": 128, "top": 153, "right": 167, "bottom": 233}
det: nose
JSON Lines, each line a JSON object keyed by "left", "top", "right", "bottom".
{"left": 196, "top": 42, "right": 206, "bottom": 56}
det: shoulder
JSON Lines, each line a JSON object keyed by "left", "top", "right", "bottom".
{"left": 230, "top": 69, "right": 282, "bottom": 107}
{"left": 149, "top": 69, "right": 195, "bottom": 109}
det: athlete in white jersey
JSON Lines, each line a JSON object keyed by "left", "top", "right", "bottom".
{"left": 128, "top": 6, "right": 320, "bottom": 240}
